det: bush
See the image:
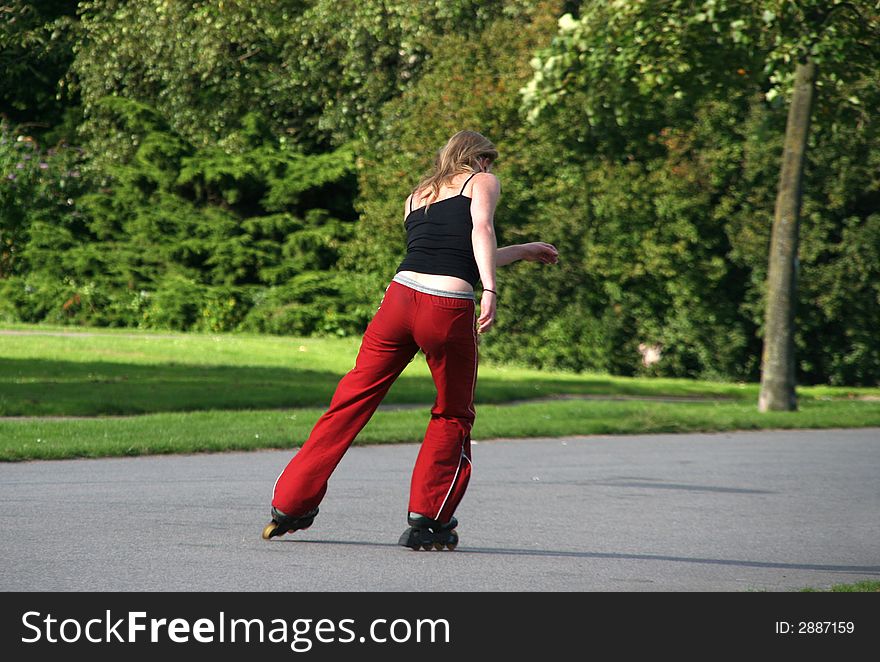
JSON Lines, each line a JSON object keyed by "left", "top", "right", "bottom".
{"left": 1, "top": 104, "right": 365, "bottom": 336}
{"left": 1, "top": 120, "right": 86, "bottom": 280}
{"left": 241, "top": 272, "right": 376, "bottom": 337}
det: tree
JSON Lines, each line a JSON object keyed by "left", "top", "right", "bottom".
{"left": 2, "top": 98, "right": 363, "bottom": 333}
{"left": 0, "top": 0, "right": 80, "bottom": 138}
{"left": 71, "top": 0, "right": 534, "bottom": 162}
{"left": 759, "top": 59, "right": 814, "bottom": 411}
{"left": 759, "top": 2, "right": 878, "bottom": 411}
{"left": 339, "top": 1, "right": 562, "bottom": 292}
{"left": 521, "top": 0, "right": 880, "bottom": 397}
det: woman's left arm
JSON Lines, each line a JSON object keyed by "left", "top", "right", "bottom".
{"left": 497, "top": 242, "right": 559, "bottom": 267}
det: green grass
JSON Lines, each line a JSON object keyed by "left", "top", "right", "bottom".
{"left": 799, "top": 580, "right": 880, "bottom": 592}
{"left": 2, "top": 324, "right": 879, "bottom": 461}
{"left": 0, "top": 325, "right": 761, "bottom": 416}
{"left": 3, "top": 324, "right": 878, "bottom": 417}
{"left": 3, "top": 397, "right": 880, "bottom": 461}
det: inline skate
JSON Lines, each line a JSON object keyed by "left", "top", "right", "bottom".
{"left": 398, "top": 513, "right": 459, "bottom": 551}
{"left": 261, "top": 506, "right": 319, "bottom": 540}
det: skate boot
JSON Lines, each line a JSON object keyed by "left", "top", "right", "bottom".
{"left": 261, "top": 506, "right": 319, "bottom": 540}
{"left": 398, "top": 513, "right": 459, "bottom": 551}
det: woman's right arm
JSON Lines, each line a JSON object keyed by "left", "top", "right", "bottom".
{"left": 471, "top": 173, "right": 501, "bottom": 333}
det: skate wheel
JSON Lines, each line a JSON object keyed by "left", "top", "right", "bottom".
{"left": 261, "top": 522, "right": 278, "bottom": 540}
{"left": 446, "top": 542, "right": 457, "bottom": 551}
{"left": 433, "top": 542, "right": 444, "bottom": 551}
{"left": 421, "top": 544, "right": 433, "bottom": 551}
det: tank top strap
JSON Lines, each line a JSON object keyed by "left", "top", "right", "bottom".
{"left": 458, "top": 172, "right": 478, "bottom": 196}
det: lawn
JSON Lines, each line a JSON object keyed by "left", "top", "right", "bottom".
{"left": 2, "top": 325, "right": 878, "bottom": 460}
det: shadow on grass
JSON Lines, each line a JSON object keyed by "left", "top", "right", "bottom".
{"left": 0, "top": 357, "right": 637, "bottom": 416}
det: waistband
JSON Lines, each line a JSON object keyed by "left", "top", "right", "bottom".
{"left": 392, "top": 273, "right": 475, "bottom": 301}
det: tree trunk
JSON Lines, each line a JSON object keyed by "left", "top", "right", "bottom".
{"left": 758, "top": 60, "right": 817, "bottom": 412}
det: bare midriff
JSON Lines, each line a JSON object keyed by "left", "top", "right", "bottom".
{"left": 395, "top": 270, "right": 474, "bottom": 293}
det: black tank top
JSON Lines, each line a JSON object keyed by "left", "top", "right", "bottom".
{"left": 395, "top": 173, "right": 480, "bottom": 287}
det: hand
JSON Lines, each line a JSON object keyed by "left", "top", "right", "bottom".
{"left": 477, "top": 291, "right": 496, "bottom": 334}
{"left": 522, "top": 242, "right": 558, "bottom": 264}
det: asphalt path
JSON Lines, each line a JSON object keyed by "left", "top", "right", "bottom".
{"left": 1, "top": 428, "right": 878, "bottom": 592}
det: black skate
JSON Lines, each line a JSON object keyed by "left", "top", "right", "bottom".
{"left": 261, "top": 506, "right": 319, "bottom": 540}
{"left": 398, "top": 513, "right": 459, "bottom": 551}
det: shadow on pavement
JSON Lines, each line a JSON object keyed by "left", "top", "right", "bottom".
{"left": 267, "top": 539, "right": 880, "bottom": 574}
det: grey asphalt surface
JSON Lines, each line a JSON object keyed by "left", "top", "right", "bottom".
{"left": 1, "top": 428, "right": 878, "bottom": 592}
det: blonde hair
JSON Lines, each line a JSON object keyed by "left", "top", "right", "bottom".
{"left": 413, "top": 130, "right": 498, "bottom": 213}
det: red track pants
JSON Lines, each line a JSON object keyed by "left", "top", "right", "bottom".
{"left": 272, "top": 279, "right": 477, "bottom": 523}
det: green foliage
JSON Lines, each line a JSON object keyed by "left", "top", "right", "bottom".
{"left": 340, "top": 1, "right": 880, "bottom": 385}
{"left": 72, "top": 0, "right": 296, "bottom": 164}
{"left": 341, "top": 1, "right": 564, "bottom": 293}
{"left": 72, "top": 0, "right": 535, "bottom": 163}
{"left": 241, "top": 271, "right": 376, "bottom": 337}
{"left": 505, "top": 0, "right": 880, "bottom": 384}
{"left": 727, "top": 84, "right": 880, "bottom": 386}
{"left": 280, "top": 0, "right": 536, "bottom": 146}
{"left": 471, "top": 96, "right": 754, "bottom": 381}
{"left": 0, "top": 1, "right": 79, "bottom": 136}
{"left": 5, "top": 99, "right": 358, "bottom": 332}
{"left": 522, "top": 1, "right": 879, "bottom": 131}
{"left": 4, "top": 1, "right": 879, "bottom": 386}
{"left": 0, "top": 119, "right": 86, "bottom": 281}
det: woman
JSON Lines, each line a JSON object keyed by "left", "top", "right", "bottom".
{"left": 263, "top": 130, "right": 558, "bottom": 550}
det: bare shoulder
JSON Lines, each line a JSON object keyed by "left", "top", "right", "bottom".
{"left": 403, "top": 193, "right": 414, "bottom": 222}
{"left": 470, "top": 172, "right": 501, "bottom": 197}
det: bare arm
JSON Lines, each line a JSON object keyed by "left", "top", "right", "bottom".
{"left": 497, "top": 242, "right": 559, "bottom": 267}
{"left": 471, "top": 173, "right": 500, "bottom": 332}
{"left": 496, "top": 244, "right": 526, "bottom": 267}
